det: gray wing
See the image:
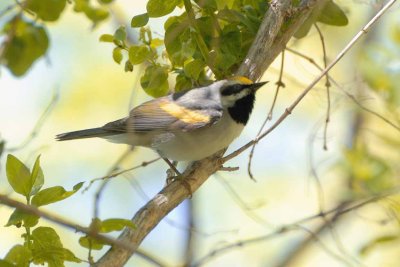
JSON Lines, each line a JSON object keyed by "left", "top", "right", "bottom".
{"left": 102, "top": 91, "right": 223, "bottom": 133}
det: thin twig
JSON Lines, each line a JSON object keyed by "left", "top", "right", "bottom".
{"left": 0, "top": 193, "right": 137, "bottom": 251}
{"left": 0, "top": 193, "right": 166, "bottom": 266}
{"left": 183, "top": 199, "right": 195, "bottom": 267}
{"left": 192, "top": 188, "right": 399, "bottom": 267}
{"left": 314, "top": 23, "right": 331, "bottom": 151}
{"left": 223, "top": 0, "right": 398, "bottom": 163}
{"left": 83, "top": 157, "right": 160, "bottom": 193}
{"left": 7, "top": 87, "right": 59, "bottom": 152}
{"left": 247, "top": 50, "right": 286, "bottom": 181}
{"left": 285, "top": 47, "right": 400, "bottom": 133}
{"left": 93, "top": 148, "right": 134, "bottom": 218}
{"left": 215, "top": 174, "right": 273, "bottom": 228}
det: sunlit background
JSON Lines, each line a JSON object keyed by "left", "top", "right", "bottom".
{"left": 1, "top": 0, "right": 400, "bottom": 266}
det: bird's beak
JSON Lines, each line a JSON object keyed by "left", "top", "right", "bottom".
{"left": 249, "top": 81, "right": 268, "bottom": 92}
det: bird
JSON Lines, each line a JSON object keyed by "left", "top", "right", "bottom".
{"left": 56, "top": 76, "right": 267, "bottom": 166}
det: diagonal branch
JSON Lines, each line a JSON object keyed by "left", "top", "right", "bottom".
{"left": 94, "top": 1, "right": 326, "bottom": 266}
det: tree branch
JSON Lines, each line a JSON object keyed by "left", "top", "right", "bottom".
{"left": 95, "top": 1, "right": 326, "bottom": 266}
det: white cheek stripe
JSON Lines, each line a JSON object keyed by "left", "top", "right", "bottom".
{"left": 221, "top": 89, "right": 250, "bottom": 107}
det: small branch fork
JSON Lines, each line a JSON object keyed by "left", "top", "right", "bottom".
{"left": 192, "top": 188, "right": 400, "bottom": 267}
{"left": 0, "top": 193, "right": 166, "bottom": 267}
{"left": 247, "top": 50, "right": 286, "bottom": 181}
{"left": 223, "top": 0, "right": 398, "bottom": 162}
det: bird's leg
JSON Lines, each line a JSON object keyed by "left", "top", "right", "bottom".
{"left": 162, "top": 158, "right": 192, "bottom": 197}
{"left": 162, "top": 158, "right": 181, "bottom": 177}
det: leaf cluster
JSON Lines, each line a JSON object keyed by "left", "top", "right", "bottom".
{"left": 1, "top": 154, "right": 138, "bottom": 266}
{"left": 102, "top": 0, "right": 348, "bottom": 97}
{"left": 0, "top": 0, "right": 115, "bottom": 76}
{"left": 1, "top": 154, "right": 83, "bottom": 267}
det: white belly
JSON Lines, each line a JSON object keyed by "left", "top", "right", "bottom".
{"left": 154, "top": 113, "right": 244, "bottom": 161}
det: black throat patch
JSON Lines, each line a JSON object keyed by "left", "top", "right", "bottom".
{"left": 228, "top": 94, "right": 255, "bottom": 125}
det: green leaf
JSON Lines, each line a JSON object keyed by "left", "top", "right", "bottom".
{"left": 294, "top": 16, "right": 314, "bottom": 39}
{"left": 150, "top": 38, "right": 164, "bottom": 48}
{"left": 129, "top": 45, "right": 151, "bottom": 64}
{"left": 147, "top": 0, "right": 181, "bottom": 18}
{"left": 30, "top": 155, "right": 44, "bottom": 196}
{"left": 31, "top": 227, "right": 81, "bottom": 266}
{"left": 317, "top": 0, "right": 348, "bottom": 26}
{"left": 175, "top": 73, "right": 193, "bottom": 92}
{"left": 99, "top": 218, "right": 135, "bottom": 233}
{"left": 78, "top": 236, "right": 105, "bottom": 250}
{"left": 215, "top": 0, "right": 235, "bottom": 10}
{"left": 140, "top": 65, "right": 169, "bottom": 97}
{"left": 6, "top": 154, "right": 31, "bottom": 197}
{"left": 0, "top": 260, "right": 15, "bottom": 267}
{"left": 5, "top": 245, "right": 32, "bottom": 267}
{"left": 114, "top": 26, "right": 126, "bottom": 41}
{"left": 74, "top": 1, "right": 109, "bottom": 24}
{"left": 131, "top": 13, "right": 149, "bottom": 28}
{"left": 164, "top": 20, "right": 195, "bottom": 65}
{"left": 98, "top": 0, "right": 114, "bottom": 3}
{"left": 124, "top": 60, "right": 134, "bottom": 72}
{"left": 26, "top": 0, "right": 67, "bottom": 22}
{"left": 0, "top": 140, "right": 4, "bottom": 158}
{"left": 184, "top": 58, "right": 205, "bottom": 80}
{"left": 2, "top": 18, "right": 49, "bottom": 76}
{"left": 99, "top": 34, "right": 114, "bottom": 42}
{"left": 5, "top": 209, "right": 39, "bottom": 228}
{"left": 194, "top": 0, "right": 217, "bottom": 10}
{"left": 31, "top": 182, "right": 83, "bottom": 207}
{"left": 85, "top": 7, "right": 109, "bottom": 23}
{"left": 112, "top": 47, "right": 123, "bottom": 64}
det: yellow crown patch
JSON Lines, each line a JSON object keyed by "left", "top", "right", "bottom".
{"left": 229, "top": 76, "right": 254, "bottom": 85}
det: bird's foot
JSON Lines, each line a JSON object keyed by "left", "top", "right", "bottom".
{"left": 165, "top": 170, "right": 192, "bottom": 198}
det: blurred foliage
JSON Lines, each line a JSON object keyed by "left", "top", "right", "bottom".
{"left": 0, "top": 0, "right": 114, "bottom": 77}
{"left": 102, "top": 0, "right": 349, "bottom": 97}
{"left": 357, "top": 14, "right": 400, "bottom": 112}
{"left": 333, "top": 13, "right": 400, "bottom": 261}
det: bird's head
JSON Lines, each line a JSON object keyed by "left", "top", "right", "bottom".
{"left": 219, "top": 76, "right": 268, "bottom": 125}
{"left": 219, "top": 76, "right": 268, "bottom": 108}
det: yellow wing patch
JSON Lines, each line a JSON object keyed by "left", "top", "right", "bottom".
{"left": 229, "top": 76, "right": 253, "bottom": 85}
{"left": 159, "top": 102, "right": 210, "bottom": 124}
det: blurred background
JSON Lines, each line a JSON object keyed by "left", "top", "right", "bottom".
{"left": 0, "top": 0, "right": 400, "bottom": 266}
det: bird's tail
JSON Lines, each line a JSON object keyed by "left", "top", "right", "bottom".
{"left": 56, "top": 127, "right": 112, "bottom": 141}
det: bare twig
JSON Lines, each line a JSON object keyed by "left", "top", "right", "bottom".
{"left": 223, "top": 0, "right": 398, "bottom": 162}
{"left": 285, "top": 47, "right": 400, "bottom": 132}
{"left": 83, "top": 157, "right": 160, "bottom": 193}
{"left": 215, "top": 174, "right": 273, "bottom": 228}
{"left": 0, "top": 193, "right": 137, "bottom": 251}
{"left": 7, "top": 87, "right": 59, "bottom": 152}
{"left": 183, "top": 199, "right": 195, "bottom": 267}
{"left": 192, "top": 188, "right": 399, "bottom": 267}
{"left": 93, "top": 148, "right": 134, "bottom": 218}
{"left": 247, "top": 50, "right": 286, "bottom": 181}
{"left": 314, "top": 23, "right": 331, "bottom": 151}
{"left": 0, "top": 193, "right": 166, "bottom": 266}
